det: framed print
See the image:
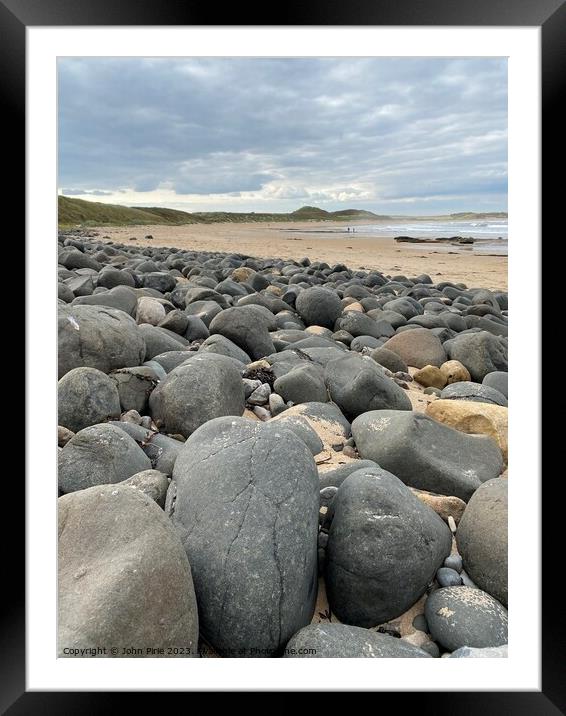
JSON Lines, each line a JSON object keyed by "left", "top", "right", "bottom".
{"left": 5, "top": 0, "right": 558, "bottom": 705}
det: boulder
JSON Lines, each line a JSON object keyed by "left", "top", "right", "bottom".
{"left": 444, "top": 331, "right": 508, "bottom": 381}
{"left": 439, "top": 360, "right": 471, "bottom": 385}
{"left": 283, "top": 623, "right": 431, "bottom": 658}
{"left": 413, "top": 365, "right": 447, "bottom": 390}
{"left": 324, "top": 353, "right": 412, "bottom": 419}
{"left": 382, "top": 328, "right": 447, "bottom": 368}
{"left": 122, "top": 469, "right": 169, "bottom": 508}
{"left": 58, "top": 367, "right": 121, "bottom": 432}
{"left": 149, "top": 352, "right": 244, "bottom": 438}
{"left": 209, "top": 306, "right": 275, "bottom": 360}
{"left": 425, "top": 586, "right": 508, "bottom": 651}
{"left": 325, "top": 466, "right": 452, "bottom": 626}
{"left": 456, "top": 478, "right": 508, "bottom": 606}
{"left": 351, "top": 410, "right": 504, "bottom": 501}
{"left": 440, "top": 381, "right": 508, "bottom": 407}
{"left": 58, "top": 484, "right": 198, "bottom": 656}
{"left": 58, "top": 304, "right": 146, "bottom": 378}
{"left": 171, "top": 417, "right": 319, "bottom": 656}
{"left": 58, "top": 424, "right": 152, "bottom": 493}
{"left": 273, "top": 363, "right": 328, "bottom": 404}
{"left": 370, "top": 347, "right": 408, "bottom": 373}
{"left": 295, "top": 287, "right": 343, "bottom": 329}
{"left": 426, "top": 400, "right": 508, "bottom": 463}
{"left": 482, "top": 371, "right": 508, "bottom": 398}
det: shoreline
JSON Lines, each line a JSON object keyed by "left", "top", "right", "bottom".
{"left": 89, "top": 219, "right": 508, "bottom": 290}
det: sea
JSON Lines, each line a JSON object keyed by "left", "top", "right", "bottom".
{"left": 285, "top": 219, "right": 508, "bottom": 255}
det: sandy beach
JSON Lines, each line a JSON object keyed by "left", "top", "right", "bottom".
{"left": 92, "top": 220, "right": 507, "bottom": 291}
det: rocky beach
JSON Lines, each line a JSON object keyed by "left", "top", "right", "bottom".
{"left": 57, "top": 228, "right": 509, "bottom": 659}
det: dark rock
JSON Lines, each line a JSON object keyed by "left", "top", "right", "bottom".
{"left": 295, "top": 287, "right": 343, "bottom": 328}
{"left": 440, "top": 381, "right": 508, "bottom": 407}
{"left": 58, "top": 367, "right": 121, "bottom": 432}
{"left": 58, "top": 484, "right": 198, "bottom": 656}
{"left": 138, "top": 324, "right": 187, "bottom": 359}
{"left": 370, "top": 347, "right": 409, "bottom": 373}
{"left": 273, "top": 363, "right": 328, "bottom": 404}
{"left": 456, "top": 478, "right": 508, "bottom": 606}
{"left": 444, "top": 554, "right": 463, "bottom": 573}
{"left": 482, "top": 371, "right": 508, "bottom": 398}
{"left": 324, "top": 353, "right": 412, "bottom": 419}
{"left": 108, "top": 421, "right": 182, "bottom": 475}
{"left": 110, "top": 366, "right": 160, "bottom": 413}
{"left": 425, "top": 586, "right": 508, "bottom": 651}
{"left": 337, "top": 312, "right": 394, "bottom": 339}
{"left": 351, "top": 410, "right": 504, "bottom": 501}
{"left": 58, "top": 424, "right": 152, "bottom": 493}
{"left": 283, "top": 623, "right": 431, "bottom": 658}
{"left": 209, "top": 306, "right": 275, "bottom": 361}
{"left": 318, "top": 460, "right": 379, "bottom": 489}
{"left": 444, "top": 331, "right": 508, "bottom": 381}
{"left": 149, "top": 352, "right": 245, "bottom": 437}
{"left": 436, "top": 567, "right": 463, "bottom": 587}
{"left": 199, "top": 334, "right": 251, "bottom": 364}
{"left": 58, "top": 304, "right": 146, "bottom": 379}
{"left": 171, "top": 416, "right": 319, "bottom": 656}
{"left": 325, "top": 466, "right": 452, "bottom": 626}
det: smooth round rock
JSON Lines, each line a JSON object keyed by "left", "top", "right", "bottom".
{"left": 444, "top": 331, "right": 508, "bottom": 382}
{"left": 482, "top": 371, "right": 508, "bottom": 398}
{"left": 325, "top": 466, "right": 452, "bottom": 627}
{"left": 58, "top": 484, "right": 198, "bottom": 657}
{"left": 425, "top": 586, "right": 508, "bottom": 651}
{"left": 456, "top": 478, "right": 508, "bottom": 606}
{"left": 382, "top": 328, "right": 447, "bottom": 368}
{"left": 295, "top": 287, "right": 343, "bottom": 329}
{"left": 149, "top": 352, "right": 245, "bottom": 438}
{"left": 58, "top": 367, "right": 121, "bottom": 432}
{"left": 171, "top": 416, "right": 319, "bottom": 657}
{"left": 436, "top": 567, "right": 463, "bottom": 587}
{"left": 283, "top": 623, "right": 431, "bottom": 658}
{"left": 58, "top": 423, "right": 152, "bottom": 494}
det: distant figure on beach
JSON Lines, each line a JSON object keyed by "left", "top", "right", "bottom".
{"left": 347, "top": 227, "right": 350, "bottom": 232}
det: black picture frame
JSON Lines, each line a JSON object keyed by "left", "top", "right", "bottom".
{"left": 8, "top": 0, "right": 558, "bottom": 706}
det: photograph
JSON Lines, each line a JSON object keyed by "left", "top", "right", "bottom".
{"left": 56, "top": 55, "right": 510, "bottom": 660}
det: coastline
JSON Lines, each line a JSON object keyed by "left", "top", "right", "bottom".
{"left": 91, "top": 219, "right": 508, "bottom": 290}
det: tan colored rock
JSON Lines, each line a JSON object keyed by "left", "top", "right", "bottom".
{"left": 265, "top": 285, "right": 283, "bottom": 297}
{"left": 231, "top": 266, "right": 255, "bottom": 282}
{"left": 243, "top": 408, "right": 261, "bottom": 421}
{"left": 343, "top": 301, "right": 364, "bottom": 313}
{"left": 413, "top": 365, "right": 447, "bottom": 389}
{"left": 410, "top": 488, "right": 466, "bottom": 525}
{"left": 426, "top": 399, "right": 508, "bottom": 463}
{"left": 305, "top": 326, "right": 332, "bottom": 336}
{"left": 440, "top": 360, "right": 471, "bottom": 384}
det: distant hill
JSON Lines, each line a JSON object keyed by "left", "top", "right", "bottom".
{"left": 58, "top": 195, "right": 506, "bottom": 228}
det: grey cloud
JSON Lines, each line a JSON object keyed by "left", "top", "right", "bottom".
{"left": 58, "top": 57, "right": 507, "bottom": 213}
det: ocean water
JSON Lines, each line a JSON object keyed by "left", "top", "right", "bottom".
{"left": 349, "top": 219, "right": 508, "bottom": 254}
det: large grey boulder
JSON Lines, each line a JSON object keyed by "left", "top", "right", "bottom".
{"left": 171, "top": 416, "right": 319, "bottom": 657}
{"left": 351, "top": 410, "right": 504, "bottom": 501}
{"left": 382, "top": 328, "right": 447, "bottom": 368}
{"left": 325, "top": 466, "right": 452, "bottom": 626}
{"left": 295, "top": 287, "right": 343, "bottom": 329}
{"left": 58, "top": 367, "right": 121, "bottom": 432}
{"left": 58, "top": 304, "right": 146, "bottom": 378}
{"left": 273, "top": 363, "right": 328, "bottom": 404}
{"left": 284, "top": 623, "right": 431, "bottom": 658}
{"left": 444, "top": 331, "right": 508, "bottom": 381}
{"left": 425, "top": 586, "right": 508, "bottom": 651}
{"left": 58, "top": 484, "right": 198, "bottom": 656}
{"left": 209, "top": 306, "right": 275, "bottom": 360}
{"left": 440, "top": 381, "right": 508, "bottom": 407}
{"left": 456, "top": 478, "right": 508, "bottom": 606}
{"left": 199, "top": 334, "right": 251, "bottom": 364}
{"left": 108, "top": 421, "right": 183, "bottom": 475}
{"left": 149, "top": 352, "right": 244, "bottom": 437}
{"left": 482, "top": 371, "right": 508, "bottom": 398}
{"left": 58, "top": 424, "right": 152, "bottom": 494}
{"left": 324, "top": 353, "right": 412, "bottom": 419}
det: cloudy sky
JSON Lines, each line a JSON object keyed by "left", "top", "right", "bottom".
{"left": 58, "top": 57, "right": 507, "bottom": 215}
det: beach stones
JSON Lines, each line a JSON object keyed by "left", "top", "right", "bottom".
{"left": 440, "top": 360, "right": 471, "bottom": 385}
{"left": 110, "top": 366, "right": 160, "bottom": 413}
{"left": 351, "top": 410, "right": 504, "bottom": 501}
{"left": 440, "top": 381, "right": 508, "bottom": 407}
{"left": 136, "top": 296, "right": 167, "bottom": 326}
{"left": 209, "top": 306, "right": 275, "bottom": 360}
{"left": 122, "top": 469, "right": 169, "bottom": 508}
{"left": 426, "top": 399, "right": 508, "bottom": 463}
{"left": 171, "top": 417, "right": 319, "bottom": 656}
{"left": 58, "top": 304, "right": 146, "bottom": 378}
{"left": 370, "top": 347, "right": 408, "bottom": 373}
{"left": 413, "top": 365, "right": 447, "bottom": 389}
{"left": 483, "top": 371, "right": 508, "bottom": 398}
{"left": 295, "top": 286, "right": 343, "bottom": 329}
{"left": 325, "top": 466, "right": 452, "bottom": 626}
{"left": 58, "top": 484, "right": 198, "bottom": 656}
{"left": 273, "top": 363, "right": 328, "bottom": 404}
{"left": 336, "top": 312, "right": 394, "bottom": 340}
{"left": 284, "top": 623, "right": 431, "bottom": 658}
{"left": 425, "top": 586, "right": 508, "bottom": 651}
{"left": 444, "top": 331, "right": 508, "bottom": 381}
{"left": 58, "top": 424, "right": 152, "bottom": 493}
{"left": 58, "top": 367, "right": 121, "bottom": 432}
{"left": 324, "top": 353, "right": 412, "bottom": 419}
{"left": 456, "top": 478, "right": 508, "bottom": 606}
{"left": 199, "top": 334, "right": 251, "bottom": 364}
{"left": 382, "top": 328, "right": 447, "bottom": 368}
{"left": 448, "top": 645, "right": 508, "bottom": 658}
{"left": 149, "top": 353, "right": 245, "bottom": 437}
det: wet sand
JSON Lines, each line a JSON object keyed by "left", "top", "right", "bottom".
{"left": 94, "top": 220, "right": 508, "bottom": 291}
